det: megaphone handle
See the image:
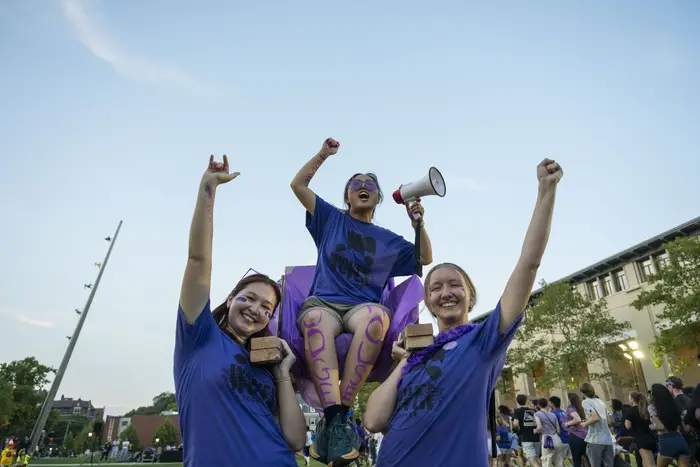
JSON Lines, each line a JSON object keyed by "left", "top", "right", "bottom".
{"left": 414, "top": 223, "right": 423, "bottom": 278}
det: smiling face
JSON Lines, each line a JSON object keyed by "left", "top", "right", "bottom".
{"left": 344, "top": 173, "right": 382, "bottom": 218}
{"left": 225, "top": 281, "right": 277, "bottom": 339}
{"left": 425, "top": 264, "right": 477, "bottom": 330}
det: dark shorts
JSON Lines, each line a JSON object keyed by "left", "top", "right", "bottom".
{"left": 303, "top": 445, "right": 310, "bottom": 456}
{"left": 297, "top": 296, "right": 392, "bottom": 332}
{"left": 658, "top": 432, "right": 690, "bottom": 460}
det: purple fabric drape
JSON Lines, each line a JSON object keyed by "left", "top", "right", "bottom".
{"left": 273, "top": 265, "right": 423, "bottom": 410}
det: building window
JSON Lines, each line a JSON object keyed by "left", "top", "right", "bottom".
{"left": 603, "top": 276, "right": 614, "bottom": 296}
{"left": 588, "top": 280, "right": 602, "bottom": 300}
{"left": 640, "top": 259, "right": 654, "bottom": 281}
{"left": 73, "top": 407, "right": 81, "bottom": 414}
{"left": 656, "top": 252, "right": 670, "bottom": 270}
{"left": 614, "top": 269, "right": 628, "bottom": 291}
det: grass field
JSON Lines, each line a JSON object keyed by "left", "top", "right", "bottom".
{"left": 29, "top": 454, "right": 328, "bottom": 466}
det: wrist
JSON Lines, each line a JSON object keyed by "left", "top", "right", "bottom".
{"left": 537, "top": 182, "right": 557, "bottom": 196}
{"left": 317, "top": 152, "right": 330, "bottom": 161}
{"left": 200, "top": 179, "right": 217, "bottom": 194}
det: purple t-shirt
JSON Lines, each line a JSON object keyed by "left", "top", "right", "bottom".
{"left": 306, "top": 195, "right": 416, "bottom": 305}
{"left": 566, "top": 405, "right": 588, "bottom": 439}
{"left": 174, "top": 301, "right": 296, "bottom": 467}
{"left": 535, "top": 411, "right": 559, "bottom": 436}
{"left": 377, "top": 301, "right": 522, "bottom": 467}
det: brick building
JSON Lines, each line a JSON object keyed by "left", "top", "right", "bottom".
{"left": 101, "top": 414, "right": 181, "bottom": 448}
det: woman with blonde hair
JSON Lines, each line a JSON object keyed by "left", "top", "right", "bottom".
{"left": 363, "top": 158, "right": 564, "bottom": 467}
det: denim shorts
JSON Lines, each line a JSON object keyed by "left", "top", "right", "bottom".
{"left": 297, "top": 296, "right": 392, "bottom": 331}
{"left": 658, "top": 432, "right": 691, "bottom": 460}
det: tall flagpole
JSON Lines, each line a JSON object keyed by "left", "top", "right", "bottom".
{"left": 28, "top": 221, "right": 123, "bottom": 455}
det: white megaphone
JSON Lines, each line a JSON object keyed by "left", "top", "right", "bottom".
{"left": 392, "top": 167, "right": 447, "bottom": 205}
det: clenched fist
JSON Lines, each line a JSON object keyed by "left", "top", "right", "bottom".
{"left": 537, "top": 158, "right": 563, "bottom": 189}
{"left": 319, "top": 138, "right": 340, "bottom": 158}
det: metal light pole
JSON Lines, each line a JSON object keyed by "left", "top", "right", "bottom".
{"left": 28, "top": 221, "right": 123, "bottom": 455}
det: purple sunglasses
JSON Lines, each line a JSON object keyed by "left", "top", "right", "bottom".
{"left": 348, "top": 179, "right": 378, "bottom": 192}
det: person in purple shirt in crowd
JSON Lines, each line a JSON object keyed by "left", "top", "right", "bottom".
{"left": 175, "top": 155, "right": 306, "bottom": 466}
{"left": 363, "top": 158, "right": 564, "bottom": 467}
{"left": 290, "top": 138, "right": 434, "bottom": 466}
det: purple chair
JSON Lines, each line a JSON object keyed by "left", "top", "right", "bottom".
{"left": 272, "top": 265, "right": 424, "bottom": 410}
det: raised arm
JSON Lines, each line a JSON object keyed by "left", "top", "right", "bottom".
{"left": 499, "top": 159, "right": 563, "bottom": 332}
{"left": 289, "top": 138, "right": 339, "bottom": 214}
{"left": 179, "top": 155, "right": 239, "bottom": 324}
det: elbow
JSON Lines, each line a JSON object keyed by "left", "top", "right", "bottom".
{"left": 420, "top": 256, "right": 433, "bottom": 266}
{"left": 288, "top": 437, "right": 305, "bottom": 453}
{"left": 363, "top": 413, "right": 387, "bottom": 434}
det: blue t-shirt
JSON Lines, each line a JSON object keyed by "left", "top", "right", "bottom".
{"left": 174, "top": 300, "right": 297, "bottom": 467}
{"left": 306, "top": 195, "right": 416, "bottom": 305}
{"left": 496, "top": 426, "right": 512, "bottom": 449}
{"left": 377, "top": 302, "right": 522, "bottom": 467}
{"left": 552, "top": 407, "right": 569, "bottom": 443}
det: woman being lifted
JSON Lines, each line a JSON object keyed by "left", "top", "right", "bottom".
{"left": 290, "top": 138, "right": 433, "bottom": 466}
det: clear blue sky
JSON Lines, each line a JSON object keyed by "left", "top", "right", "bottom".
{"left": 1, "top": 0, "right": 698, "bottom": 415}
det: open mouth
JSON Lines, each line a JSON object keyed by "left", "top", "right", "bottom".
{"left": 241, "top": 313, "right": 256, "bottom": 324}
{"left": 440, "top": 301, "right": 458, "bottom": 308}
{"left": 359, "top": 190, "right": 370, "bottom": 201}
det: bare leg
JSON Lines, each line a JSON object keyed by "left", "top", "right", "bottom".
{"left": 638, "top": 449, "right": 655, "bottom": 467}
{"left": 301, "top": 308, "right": 342, "bottom": 408}
{"left": 339, "top": 305, "right": 390, "bottom": 405}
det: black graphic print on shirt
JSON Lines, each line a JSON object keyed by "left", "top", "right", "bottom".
{"left": 329, "top": 231, "right": 377, "bottom": 285}
{"left": 228, "top": 354, "right": 276, "bottom": 417}
{"left": 389, "top": 347, "right": 450, "bottom": 431}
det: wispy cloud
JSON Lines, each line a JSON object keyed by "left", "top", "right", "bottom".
{"left": 59, "top": 0, "right": 215, "bottom": 96}
{"left": 449, "top": 176, "right": 488, "bottom": 193}
{"left": 1, "top": 306, "right": 57, "bottom": 328}
{"left": 17, "top": 315, "right": 56, "bottom": 328}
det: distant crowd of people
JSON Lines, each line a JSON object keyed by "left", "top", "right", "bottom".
{"left": 489, "top": 376, "right": 700, "bottom": 467}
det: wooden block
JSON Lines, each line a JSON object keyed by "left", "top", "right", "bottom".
{"left": 251, "top": 336, "right": 282, "bottom": 350}
{"left": 402, "top": 323, "right": 433, "bottom": 338}
{"left": 404, "top": 335, "right": 434, "bottom": 350}
{"left": 399, "top": 324, "right": 434, "bottom": 350}
{"left": 250, "top": 348, "right": 282, "bottom": 365}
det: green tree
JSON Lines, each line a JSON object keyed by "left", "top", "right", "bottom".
{"left": 63, "top": 431, "right": 75, "bottom": 451}
{"left": 632, "top": 236, "right": 700, "bottom": 371}
{"left": 152, "top": 392, "right": 177, "bottom": 413}
{"left": 507, "top": 280, "right": 632, "bottom": 391}
{"left": 152, "top": 418, "right": 179, "bottom": 446}
{"left": 0, "top": 357, "right": 54, "bottom": 438}
{"left": 73, "top": 422, "right": 94, "bottom": 453}
{"left": 0, "top": 379, "right": 16, "bottom": 427}
{"left": 125, "top": 391, "right": 177, "bottom": 416}
{"left": 120, "top": 423, "right": 140, "bottom": 450}
{"left": 351, "top": 382, "right": 380, "bottom": 422}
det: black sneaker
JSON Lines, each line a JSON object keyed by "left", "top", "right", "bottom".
{"left": 309, "top": 416, "right": 329, "bottom": 463}
{"left": 326, "top": 415, "right": 359, "bottom": 467}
